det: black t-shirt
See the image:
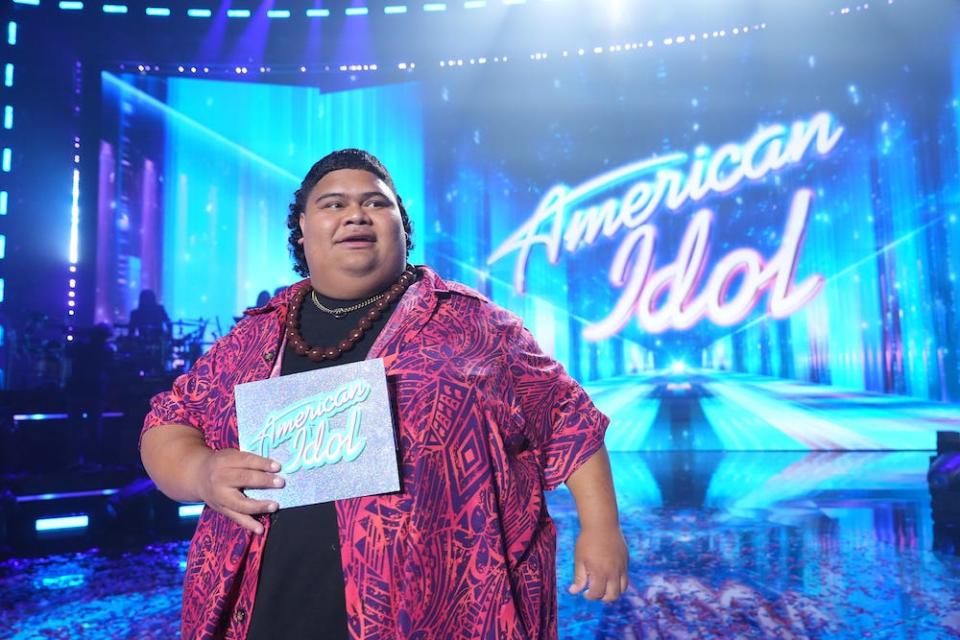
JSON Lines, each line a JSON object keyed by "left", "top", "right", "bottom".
{"left": 246, "top": 287, "right": 398, "bottom": 640}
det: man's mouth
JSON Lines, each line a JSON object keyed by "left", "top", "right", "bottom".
{"left": 337, "top": 234, "right": 376, "bottom": 244}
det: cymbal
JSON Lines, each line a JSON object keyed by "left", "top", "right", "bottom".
{"left": 171, "top": 318, "right": 204, "bottom": 327}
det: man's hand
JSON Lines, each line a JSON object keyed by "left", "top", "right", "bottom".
{"left": 196, "top": 449, "right": 284, "bottom": 535}
{"left": 569, "top": 525, "right": 629, "bottom": 602}
{"left": 142, "top": 424, "right": 283, "bottom": 535}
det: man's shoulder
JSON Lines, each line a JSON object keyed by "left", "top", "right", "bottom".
{"left": 420, "top": 268, "right": 521, "bottom": 329}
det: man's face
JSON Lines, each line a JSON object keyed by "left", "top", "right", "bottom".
{"left": 299, "top": 169, "right": 407, "bottom": 295}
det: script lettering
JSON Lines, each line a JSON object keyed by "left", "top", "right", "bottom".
{"left": 489, "top": 112, "right": 843, "bottom": 335}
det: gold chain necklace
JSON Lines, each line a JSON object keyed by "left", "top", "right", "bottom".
{"left": 286, "top": 265, "right": 417, "bottom": 362}
{"left": 311, "top": 290, "right": 384, "bottom": 319}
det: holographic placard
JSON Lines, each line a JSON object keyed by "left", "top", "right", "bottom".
{"left": 235, "top": 358, "right": 399, "bottom": 509}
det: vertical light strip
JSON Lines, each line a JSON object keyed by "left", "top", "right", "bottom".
{"left": 0, "top": 191, "right": 7, "bottom": 215}
{"left": 7, "top": 22, "right": 17, "bottom": 46}
{"left": 1, "top": 148, "right": 11, "bottom": 172}
{"left": 69, "top": 168, "right": 79, "bottom": 264}
{"left": 3, "top": 106, "right": 12, "bottom": 129}
{"left": 4, "top": 64, "right": 13, "bottom": 88}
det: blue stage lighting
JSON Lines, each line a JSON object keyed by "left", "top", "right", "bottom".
{"left": 5, "top": 64, "right": 13, "bottom": 87}
{"left": 7, "top": 22, "right": 16, "bottom": 45}
{"left": 384, "top": 5, "right": 407, "bottom": 13}
{"left": 0, "top": 235, "right": 5, "bottom": 260}
{"left": 40, "top": 574, "right": 85, "bottom": 589}
{"left": 2, "top": 148, "right": 10, "bottom": 172}
{"left": 305, "top": 8, "right": 330, "bottom": 17}
{"left": 102, "top": 4, "right": 128, "bottom": 14}
{"left": 670, "top": 361, "right": 687, "bottom": 375}
{"left": 13, "top": 413, "right": 70, "bottom": 422}
{"left": 58, "top": 1, "right": 83, "bottom": 9}
{"left": 145, "top": 6, "right": 170, "bottom": 16}
{"left": 226, "top": 9, "right": 249, "bottom": 17}
{"left": 187, "top": 8, "right": 211, "bottom": 17}
{"left": 266, "top": 9, "right": 290, "bottom": 18}
{"left": 178, "top": 504, "right": 204, "bottom": 518}
{"left": 35, "top": 515, "right": 89, "bottom": 532}
{"left": 3, "top": 106, "right": 11, "bottom": 129}
{"left": 17, "top": 488, "right": 119, "bottom": 503}
{"left": 423, "top": 2, "right": 446, "bottom": 11}
{"left": 345, "top": 7, "right": 368, "bottom": 15}
{"left": 12, "top": 0, "right": 40, "bottom": 6}
{"left": 0, "top": 191, "right": 7, "bottom": 215}
{"left": 464, "top": 1, "right": 485, "bottom": 8}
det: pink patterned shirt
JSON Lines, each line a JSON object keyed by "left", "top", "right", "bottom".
{"left": 142, "top": 266, "right": 608, "bottom": 639}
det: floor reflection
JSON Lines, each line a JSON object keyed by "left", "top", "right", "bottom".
{"left": 589, "top": 372, "right": 959, "bottom": 451}
{"left": 551, "top": 451, "right": 960, "bottom": 639}
{"left": 1, "top": 451, "right": 958, "bottom": 638}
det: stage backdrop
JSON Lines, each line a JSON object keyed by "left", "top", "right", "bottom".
{"left": 96, "top": 2, "right": 960, "bottom": 450}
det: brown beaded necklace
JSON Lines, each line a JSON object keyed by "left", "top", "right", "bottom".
{"left": 285, "top": 264, "right": 417, "bottom": 362}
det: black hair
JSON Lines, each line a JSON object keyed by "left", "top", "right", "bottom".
{"left": 287, "top": 148, "right": 414, "bottom": 277}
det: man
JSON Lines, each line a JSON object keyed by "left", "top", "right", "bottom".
{"left": 141, "top": 149, "right": 628, "bottom": 639}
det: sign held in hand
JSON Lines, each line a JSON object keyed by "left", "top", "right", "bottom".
{"left": 235, "top": 358, "right": 399, "bottom": 509}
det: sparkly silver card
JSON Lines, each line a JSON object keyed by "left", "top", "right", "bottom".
{"left": 235, "top": 358, "right": 399, "bottom": 509}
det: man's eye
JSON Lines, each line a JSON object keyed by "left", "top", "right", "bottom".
{"left": 368, "top": 200, "right": 389, "bottom": 208}
{"left": 323, "top": 201, "right": 343, "bottom": 209}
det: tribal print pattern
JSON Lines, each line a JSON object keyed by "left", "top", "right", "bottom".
{"left": 142, "top": 267, "right": 608, "bottom": 639}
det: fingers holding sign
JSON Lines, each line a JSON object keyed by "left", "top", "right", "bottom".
{"left": 196, "top": 448, "right": 284, "bottom": 535}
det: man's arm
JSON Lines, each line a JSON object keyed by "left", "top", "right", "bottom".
{"left": 564, "top": 445, "right": 629, "bottom": 602}
{"left": 141, "top": 424, "right": 283, "bottom": 535}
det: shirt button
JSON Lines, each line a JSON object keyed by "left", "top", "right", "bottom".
{"left": 234, "top": 608, "right": 246, "bottom": 623}
{"left": 263, "top": 350, "right": 276, "bottom": 362}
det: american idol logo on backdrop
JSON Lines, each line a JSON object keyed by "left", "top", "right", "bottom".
{"left": 488, "top": 112, "right": 844, "bottom": 338}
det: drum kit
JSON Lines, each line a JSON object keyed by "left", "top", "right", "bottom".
{"left": 9, "top": 314, "right": 212, "bottom": 390}
{"left": 112, "top": 317, "right": 209, "bottom": 377}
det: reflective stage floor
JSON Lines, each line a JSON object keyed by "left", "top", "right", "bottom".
{"left": 3, "top": 450, "right": 959, "bottom": 639}
{"left": 587, "top": 372, "right": 959, "bottom": 452}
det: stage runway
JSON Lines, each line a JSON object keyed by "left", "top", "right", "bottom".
{"left": 1, "top": 449, "right": 957, "bottom": 639}
{"left": 2, "top": 373, "right": 960, "bottom": 638}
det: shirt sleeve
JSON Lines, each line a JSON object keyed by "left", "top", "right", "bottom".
{"left": 504, "top": 319, "right": 610, "bottom": 490}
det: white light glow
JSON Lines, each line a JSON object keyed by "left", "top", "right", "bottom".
{"left": 36, "top": 515, "right": 88, "bottom": 532}
{"left": 69, "top": 169, "right": 80, "bottom": 264}
{"left": 179, "top": 504, "right": 204, "bottom": 518}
